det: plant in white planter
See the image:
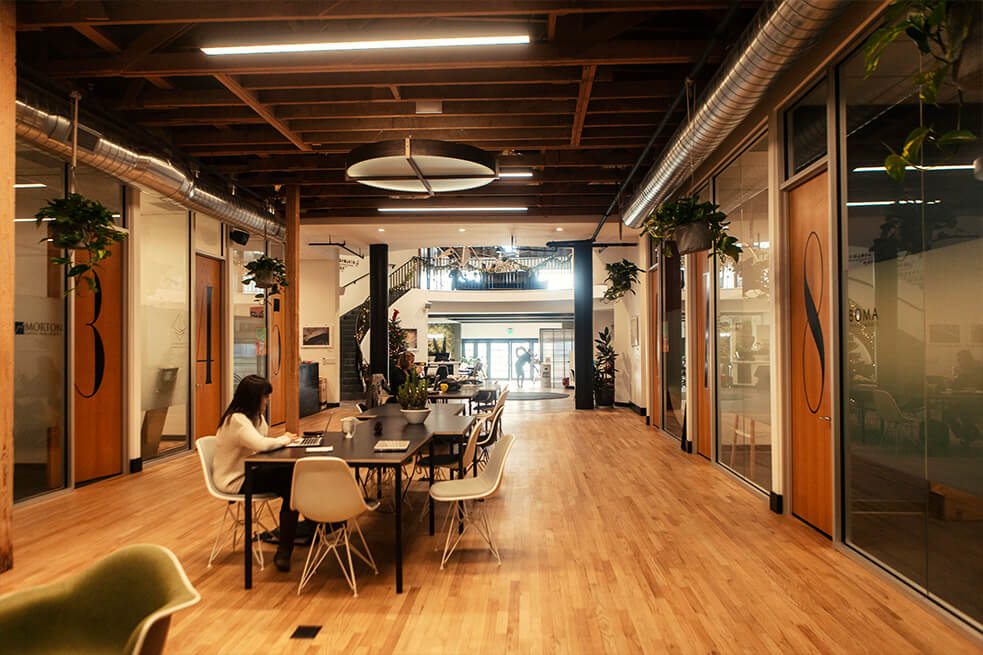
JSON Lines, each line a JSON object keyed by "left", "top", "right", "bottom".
{"left": 34, "top": 193, "right": 127, "bottom": 293}
{"left": 396, "top": 369, "right": 431, "bottom": 424}
{"left": 243, "top": 254, "right": 288, "bottom": 295}
{"left": 642, "top": 195, "right": 741, "bottom": 262}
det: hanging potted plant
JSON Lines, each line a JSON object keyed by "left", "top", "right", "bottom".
{"left": 642, "top": 195, "right": 741, "bottom": 261}
{"left": 243, "top": 254, "right": 288, "bottom": 295}
{"left": 34, "top": 193, "right": 127, "bottom": 293}
{"left": 593, "top": 326, "right": 617, "bottom": 407}
{"left": 396, "top": 369, "right": 431, "bottom": 424}
{"left": 602, "top": 259, "right": 642, "bottom": 303}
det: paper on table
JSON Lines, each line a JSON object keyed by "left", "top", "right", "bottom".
{"left": 305, "top": 446, "right": 334, "bottom": 452}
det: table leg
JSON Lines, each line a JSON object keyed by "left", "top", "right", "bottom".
{"left": 394, "top": 465, "right": 403, "bottom": 594}
{"left": 244, "top": 463, "right": 253, "bottom": 590}
{"left": 428, "top": 440, "right": 435, "bottom": 536}
{"left": 458, "top": 445, "right": 465, "bottom": 534}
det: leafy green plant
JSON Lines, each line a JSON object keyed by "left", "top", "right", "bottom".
{"left": 34, "top": 193, "right": 127, "bottom": 293}
{"left": 243, "top": 254, "right": 288, "bottom": 295}
{"left": 642, "top": 195, "right": 741, "bottom": 262}
{"left": 864, "top": 0, "right": 977, "bottom": 181}
{"left": 602, "top": 259, "right": 642, "bottom": 302}
{"left": 396, "top": 369, "right": 429, "bottom": 409}
{"left": 593, "top": 327, "right": 618, "bottom": 390}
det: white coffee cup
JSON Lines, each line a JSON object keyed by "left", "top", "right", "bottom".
{"left": 341, "top": 416, "right": 356, "bottom": 439}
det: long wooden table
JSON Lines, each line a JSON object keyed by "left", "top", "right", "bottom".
{"left": 243, "top": 409, "right": 475, "bottom": 593}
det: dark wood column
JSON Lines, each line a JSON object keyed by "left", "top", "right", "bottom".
{"left": 573, "top": 240, "right": 594, "bottom": 410}
{"left": 369, "top": 244, "right": 389, "bottom": 382}
{"left": 0, "top": 0, "right": 15, "bottom": 572}
{"left": 284, "top": 185, "right": 300, "bottom": 434}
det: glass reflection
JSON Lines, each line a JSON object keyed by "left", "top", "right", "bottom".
{"left": 663, "top": 250, "right": 686, "bottom": 437}
{"left": 231, "top": 242, "right": 267, "bottom": 384}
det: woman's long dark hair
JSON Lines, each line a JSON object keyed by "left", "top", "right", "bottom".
{"left": 219, "top": 375, "right": 273, "bottom": 429}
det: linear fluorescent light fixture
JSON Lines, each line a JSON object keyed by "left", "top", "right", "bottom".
{"left": 202, "top": 35, "right": 529, "bottom": 56}
{"left": 852, "top": 164, "right": 973, "bottom": 173}
{"left": 845, "top": 199, "right": 941, "bottom": 207}
{"left": 13, "top": 218, "right": 52, "bottom": 222}
{"left": 378, "top": 207, "right": 527, "bottom": 212}
{"left": 14, "top": 183, "right": 46, "bottom": 188}
{"left": 499, "top": 171, "right": 534, "bottom": 178}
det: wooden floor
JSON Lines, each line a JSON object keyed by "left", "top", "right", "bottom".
{"left": 4, "top": 400, "right": 980, "bottom": 654}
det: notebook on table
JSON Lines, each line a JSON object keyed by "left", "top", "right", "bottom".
{"left": 374, "top": 440, "right": 410, "bottom": 452}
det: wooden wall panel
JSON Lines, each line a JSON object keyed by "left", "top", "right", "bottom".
{"left": 788, "top": 171, "right": 832, "bottom": 536}
{"left": 0, "top": 0, "right": 15, "bottom": 573}
{"left": 195, "top": 255, "right": 223, "bottom": 438}
{"left": 74, "top": 243, "right": 124, "bottom": 484}
{"left": 694, "top": 254, "right": 712, "bottom": 459}
{"left": 284, "top": 185, "right": 300, "bottom": 434}
{"left": 268, "top": 294, "right": 285, "bottom": 426}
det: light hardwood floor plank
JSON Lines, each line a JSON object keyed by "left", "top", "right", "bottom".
{"left": 2, "top": 401, "right": 979, "bottom": 654}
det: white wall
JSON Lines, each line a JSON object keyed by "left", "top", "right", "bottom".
{"left": 596, "top": 243, "right": 648, "bottom": 408}
{"left": 339, "top": 248, "right": 418, "bottom": 316}
{"left": 300, "top": 258, "right": 341, "bottom": 403}
{"left": 360, "top": 287, "right": 431, "bottom": 368}
{"left": 460, "top": 322, "right": 565, "bottom": 340}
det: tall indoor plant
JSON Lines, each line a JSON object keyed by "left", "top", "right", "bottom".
{"left": 243, "top": 254, "right": 288, "bottom": 295}
{"left": 602, "top": 259, "right": 642, "bottom": 303}
{"left": 34, "top": 193, "right": 127, "bottom": 293}
{"left": 642, "top": 195, "right": 741, "bottom": 262}
{"left": 593, "top": 327, "right": 617, "bottom": 407}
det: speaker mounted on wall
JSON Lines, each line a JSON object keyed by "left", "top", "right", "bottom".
{"left": 230, "top": 229, "right": 250, "bottom": 246}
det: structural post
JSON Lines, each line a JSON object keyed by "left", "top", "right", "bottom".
{"left": 369, "top": 244, "right": 389, "bottom": 382}
{"left": 573, "top": 240, "right": 594, "bottom": 409}
{"left": 284, "top": 185, "right": 301, "bottom": 434}
{"left": 0, "top": 0, "right": 15, "bottom": 572}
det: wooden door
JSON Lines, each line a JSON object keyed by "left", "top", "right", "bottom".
{"left": 788, "top": 171, "right": 833, "bottom": 535}
{"left": 195, "top": 256, "right": 223, "bottom": 439}
{"left": 694, "top": 254, "right": 712, "bottom": 459}
{"left": 74, "top": 243, "right": 123, "bottom": 484}
{"left": 268, "top": 294, "right": 285, "bottom": 426}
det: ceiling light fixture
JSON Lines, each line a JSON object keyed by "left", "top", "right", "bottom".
{"left": 378, "top": 206, "right": 527, "bottom": 212}
{"left": 377, "top": 228, "right": 385, "bottom": 232}
{"left": 13, "top": 218, "right": 51, "bottom": 222}
{"left": 555, "top": 227, "right": 563, "bottom": 231}
{"left": 202, "top": 35, "right": 529, "bottom": 56}
{"left": 852, "top": 164, "right": 973, "bottom": 173}
{"left": 458, "top": 228, "right": 466, "bottom": 232}
{"left": 347, "top": 138, "right": 496, "bottom": 195}
{"left": 14, "top": 183, "right": 46, "bottom": 188}
{"left": 499, "top": 171, "right": 533, "bottom": 178}
{"left": 845, "top": 199, "right": 941, "bottom": 207}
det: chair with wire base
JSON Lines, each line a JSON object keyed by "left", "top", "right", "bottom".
{"left": 197, "top": 436, "right": 279, "bottom": 569}
{"left": 430, "top": 434, "right": 516, "bottom": 569}
{"left": 291, "top": 457, "right": 379, "bottom": 596}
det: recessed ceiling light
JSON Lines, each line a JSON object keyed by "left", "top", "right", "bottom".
{"left": 14, "top": 183, "right": 46, "bottom": 189}
{"left": 377, "top": 228, "right": 385, "bottom": 232}
{"left": 555, "top": 227, "right": 563, "bottom": 231}
{"left": 458, "top": 228, "right": 466, "bottom": 232}
{"left": 499, "top": 171, "right": 533, "bottom": 178}
{"left": 378, "top": 207, "right": 526, "bottom": 212}
{"left": 202, "top": 35, "right": 530, "bottom": 56}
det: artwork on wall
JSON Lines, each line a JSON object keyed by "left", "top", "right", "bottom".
{"left": 631, "top": 316, "right": 640, "bottom": 347}
{"left": 404, "top": 328, "right": 418, "bottom": 350}
{"left": 302, "top": 326, "right": 331, "bottom": 347}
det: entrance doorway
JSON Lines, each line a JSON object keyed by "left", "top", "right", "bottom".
{"left": 195, "top": 255, "right": 224, "bottom": 439}
{"left": 788, "top": 171, "right": 833, "bottom": 535}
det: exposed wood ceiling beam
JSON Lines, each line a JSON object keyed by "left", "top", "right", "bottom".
{"left": 19, "top": 2, "right": 746, "bottom": 28}
{"left": 571, "top": 65, "right": 596, "bottom": 146}
{"left": 72, "top": 24, "right": 121, "bottom": 54}
{"left": 46, "top": 41, "right": 718, "bottom": 78}
{"left": 183, "top": 140, "right": 658, "bottom": 156}
{"left": 301, "top": 197, "right": 615, "bottom": 210}
{"left": 236, "top": 67, "right": 592, "bottom": 89}
{"left": 119, "top": 23, "right": 193, "bottom": 71}
{"left": 212, "top": 74, "right": 310, "bottom": 151}
{"left": 237, "top": 167, "right": 626, "bottom": 187}
{"left": 301, "top": 208, "right": 614, "bottom": 223}
{"left": 293, "top": 183, "right": 621, "bottom": 199}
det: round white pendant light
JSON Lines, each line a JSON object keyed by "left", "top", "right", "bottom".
{"left": 346, "top": 137, "right": 497, "bottom": 195}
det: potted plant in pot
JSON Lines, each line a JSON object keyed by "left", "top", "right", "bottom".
{"left": 34, "top": 193, "right": 127, "bottom": 293}
{"left": 642, "top": 195, "right": 741, "bottom": 261}
{"left": 396, "top": 369, "right": 431, "bottom": 424}
{"left": 243, "top": 254, "right": 288, "bottom": 295}
{"left": 602, "top": 259, "right": 642, "bottom": 303}
{"left": 593, "top": 326, "right": 617, "bottom": 407}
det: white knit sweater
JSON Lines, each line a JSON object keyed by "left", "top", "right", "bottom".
{"left": 212, "top": 413, "right": 292, "bottom": 493}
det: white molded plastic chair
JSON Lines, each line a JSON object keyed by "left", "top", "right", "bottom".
{"left": 430, "top": 434, "right": 516, "bottom": 569}
{"left": 475, "top": 403, "right": 505, "bottom": 470}
{"left": 291, "top": 457, "right": 379, "bottom": 596}
{"left": 196, "top": 436, "right": 279, "bottom": 569}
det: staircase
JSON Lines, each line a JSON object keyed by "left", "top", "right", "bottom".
{"left": 339, "top": 258, "right": 423, "bottom": 400}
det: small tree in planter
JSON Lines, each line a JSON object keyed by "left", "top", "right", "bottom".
{"left": 396, "top": 369, "right": 431, "bottom": 423}
{"left": 642, "top": 195, "right": 741, "bottom": 262}
{"left": 602, "top": 259, "right": 642, "bottom": 303}
{"left": 593, "top": 326, "right": 618, "bottom": 407}
{"left": 389, "top": 309, "right": 408, "bottom": 368}
{"left": 34, "top": 193, "right": 127, "bottom": 293}
{"left": 243, "top": 254, "right": 288, "bottom": 295}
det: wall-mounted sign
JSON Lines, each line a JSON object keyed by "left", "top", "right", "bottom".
{"left": 15, "top": 321, "right": 63, "bottom": 336}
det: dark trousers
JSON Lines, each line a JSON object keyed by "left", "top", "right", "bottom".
{"left": 252, "top": 467, "right": 298, "bottom": 554}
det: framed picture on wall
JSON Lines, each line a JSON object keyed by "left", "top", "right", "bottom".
{"left": 302, "top": 327, "right": 331, "bottom": 347}
{"left": 404, "top": 328, "right": 418, "bottom": 350}
{"left": 631, "top": 316, "right": 640, "bottom": 347}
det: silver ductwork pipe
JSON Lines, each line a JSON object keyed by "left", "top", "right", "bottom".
{"left": 15, "top": 99, "right": 286, "bottom": 240}
{"left": 622, "top": 0, "right": 849, "bottom": 228}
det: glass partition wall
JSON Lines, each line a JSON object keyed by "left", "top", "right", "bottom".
{"left": 230, "top": 241, "right": 267, "bottom": 384}
{"left": 840, "top": 36, "right": 983, "bottom": 626}
{"left": 714, "top": 136, "right": 773, "bottom": 490}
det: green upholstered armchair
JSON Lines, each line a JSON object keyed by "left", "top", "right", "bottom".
{"left": 0, "top": 544, "right": 200, "bottom": 655}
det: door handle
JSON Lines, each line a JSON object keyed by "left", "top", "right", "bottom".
{"left": 818, "top": 415, "right": 831, "bottom": 421}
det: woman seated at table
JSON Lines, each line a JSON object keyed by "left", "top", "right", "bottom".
{"left": 389, "top": 351, "right": 416, "bottom": 397}
{"left": 212, "top": 375, "right": 299, "bottom": 572}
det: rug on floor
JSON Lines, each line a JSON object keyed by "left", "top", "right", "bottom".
{"left": 507, "top": 392, "right": 570, "bottom": 401}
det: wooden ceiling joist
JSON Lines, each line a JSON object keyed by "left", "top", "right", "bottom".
{"left": 212, "top": 74, "right": 310, "bottom": 151}
{"left": 571, "top": 65, "right": 597, "bottom": 146}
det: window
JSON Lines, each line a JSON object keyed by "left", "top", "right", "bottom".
{"left": 784, "top": 80, "right": 828, "bottom": 178}
{"left": 713, "top": 135, "right": 772, "bottom": 490}
{"left": 230, "top": 240, "right": 267, "bottom": 383}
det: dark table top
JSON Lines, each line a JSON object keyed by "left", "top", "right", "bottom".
{"left": 359, "top": 403, "right": 464, "bottom": 419}
{"left": 428, "top": 383, "right": 499, "bottom": 401}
